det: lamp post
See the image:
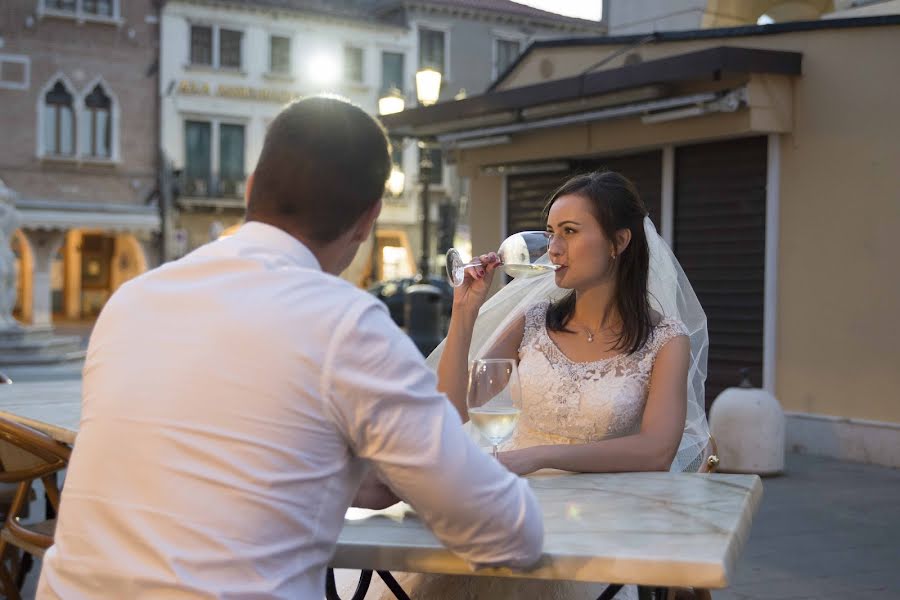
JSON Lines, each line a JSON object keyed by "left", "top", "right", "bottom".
{"left": 413, "top": 67, "right": 441, "bottom": 278}
{"left": 378, "top": 67, "right": 442, "bottom": 278}
{"left": 417, "top": 147, "right": 433, "bottom": 277}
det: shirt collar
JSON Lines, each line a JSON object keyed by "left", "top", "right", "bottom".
{"left": 232, "top": 221, "right": 322, "bottom": 271}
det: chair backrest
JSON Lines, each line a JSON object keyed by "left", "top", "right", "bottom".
{"left": 697, "top": 436, "right": 720, "bottom": 474}
{"left": 0, "top": 418, "right": 71, "bottom": 549}
{"left": 0, "top": 419, "right": 70, "bottom": 483}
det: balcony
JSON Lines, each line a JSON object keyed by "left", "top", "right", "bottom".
{"left": 176, "top": 173, "right": 246, "bottom": 211}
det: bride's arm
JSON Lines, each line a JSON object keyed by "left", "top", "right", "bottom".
{"left": 436, "top": 254, "right": 523, "bottom": 422}
{"left": 438, "top": 311, "right": 524, "bottom": 422}
{"left": 499, "top": 335, "right": 690, "bottom": 474}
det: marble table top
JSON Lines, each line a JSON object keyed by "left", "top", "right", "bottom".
{"left": 0, "top": 380, "right": 82, "bottom": 444}
{"left": 337, "top": 470, "right": 762, "bottom": 589}
{"left": 0, "top": 381, "right": 762, "bottom": 588}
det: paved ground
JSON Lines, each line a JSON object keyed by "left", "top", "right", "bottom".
{"left": 19, "top": 453, "right": 900, "bottom": 599}
{"left": 716, "top": 454, "right": 900, "bottom": 600}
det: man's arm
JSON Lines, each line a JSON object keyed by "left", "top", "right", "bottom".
{"left": 352, "top": 467, "right": 400, "bottom": 510}
{"left": 323, "top": 301, "right": 543, "bottom": 569}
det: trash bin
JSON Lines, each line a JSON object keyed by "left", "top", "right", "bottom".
{"left": 369, "top": 277, "right": 453, "bottom": 332}
{"left": 404, "top": 283, "right": 443, "bottom": 356}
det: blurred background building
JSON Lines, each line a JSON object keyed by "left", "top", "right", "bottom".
{"left": 157, "top": 0, "right": 602, "bottom": 284}
{"left": 1, "top": 0, "right": 161, "bottom": 330}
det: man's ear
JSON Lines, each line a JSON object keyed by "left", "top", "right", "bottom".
{"left": 351, "top": 199, "right": 383, "bottom": 243}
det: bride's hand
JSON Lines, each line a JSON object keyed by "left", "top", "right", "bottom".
{"left": 452, "top": 252, "right": 501, "bottom": 316}
{"left": 497, "top": 447, "right": 541, "bottom": 476}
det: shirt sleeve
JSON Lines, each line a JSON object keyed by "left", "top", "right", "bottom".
{"left": 321, "top": 299, "right": 544, "bottom": 569}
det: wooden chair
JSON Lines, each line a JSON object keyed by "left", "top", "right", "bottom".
{"left": 0, "top": 417, "right": 71, "bottom": 600}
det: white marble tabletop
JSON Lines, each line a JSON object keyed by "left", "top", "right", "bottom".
{"left": 0, "top": 381, "right": 762, "bottom": 588}
{"left": 338, "top": 470, "right": 762, "bottom": 589}
{"left": 0, "top": 380, "right": 82, "bottom": 444}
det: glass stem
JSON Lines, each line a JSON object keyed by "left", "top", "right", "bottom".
{"left": 492, "top": 445, "right": 498, "bottom": 459}
{"left": 461, "top": 257, "right": 502, "bottom": 269}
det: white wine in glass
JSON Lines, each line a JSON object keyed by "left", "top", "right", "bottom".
{"left": 446, "top": 231, "right": 559, "bottom": 288}
{"left": 466, "top": 358, "right": 521, "bottom": 458}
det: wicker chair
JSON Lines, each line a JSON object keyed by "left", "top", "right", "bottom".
{"left": 0, "top": 417, "right": 71, "bottom": 600}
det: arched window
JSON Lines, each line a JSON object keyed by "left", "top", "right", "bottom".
{"left": 83, "top": 83, "right": 112, "bottom": 158}
{"left": 43, "top": 81, "right": 75, "bottom": 156}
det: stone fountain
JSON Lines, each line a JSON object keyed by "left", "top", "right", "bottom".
{"left": 0, "top": 179, "right": 84, "bottom": 366}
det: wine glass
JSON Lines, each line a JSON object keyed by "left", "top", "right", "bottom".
{"left": 466, "top": 358, "right": 521, "bottom": 458}
{"left": 446, "top": 231, "right": 559, "bottom": 288}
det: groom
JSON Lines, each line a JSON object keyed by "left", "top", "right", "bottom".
{"left": 37, "top": 97, "right": 543, "bottom": 599}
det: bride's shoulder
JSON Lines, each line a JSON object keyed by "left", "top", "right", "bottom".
{"left": 525, "top": 300, "right": 552, "bottom": 318}
{"left": 650, "top": 311, "right": 689, "bottom": 340}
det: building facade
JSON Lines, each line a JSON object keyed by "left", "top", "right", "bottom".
{"left": 159, "top": 0, "right": 412, "bottom": 276}
{"left": 604, "top": 0, "right": 897, "bottom": 33}
{"left": 1, "top": 0, "right": 161, "bottom": 328}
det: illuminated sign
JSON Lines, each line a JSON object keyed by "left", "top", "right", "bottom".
{"left": 177, "top": 80, "right": 301, "bottom": 104}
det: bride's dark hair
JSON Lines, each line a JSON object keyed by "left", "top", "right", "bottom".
{"left": 543, "top": 170, "right": 653, "bottom": 355}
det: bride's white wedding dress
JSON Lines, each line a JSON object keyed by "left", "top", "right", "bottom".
{"left": 358, "top": 300, "right": 688, "bottom": 600}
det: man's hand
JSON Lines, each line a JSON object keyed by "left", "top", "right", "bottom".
{"left": 352, "top": 469, "right": 401, "bottom": 510}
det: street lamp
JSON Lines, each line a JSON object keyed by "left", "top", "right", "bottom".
{"left": 414, "top": 68, "right": 441, "bottom": 277}
{"left": 415, "top": 68, "right": 442, "bottom": 106}
{"left": 378, "top": 68, "right": 442, "bottom": 278}
{"left": 386, "top": 165, "right": 405, "bottom": 197}
{"left": 378, "top": 87, "right": 406, "bottom": 116}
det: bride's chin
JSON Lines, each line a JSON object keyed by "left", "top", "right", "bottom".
{"left": 554, "top": 270, "right": 573, "bottom": 288}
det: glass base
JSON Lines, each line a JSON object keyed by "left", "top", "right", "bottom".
{"left": 446, "top": 248, "right": 465, "bottom": 287}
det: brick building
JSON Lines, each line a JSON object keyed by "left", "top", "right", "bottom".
{"left": 1, "top": 0, "right": 161, "bottom": 327}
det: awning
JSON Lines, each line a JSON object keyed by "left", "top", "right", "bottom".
{"left": 16, "top": 199, "right": 160, "bottom": 233}
{"left": 380, "top": 46, "right": 802, "bottom": 139}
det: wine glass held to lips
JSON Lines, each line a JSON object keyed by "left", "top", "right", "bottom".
{"left": 466, "top": 358, "right": 521, "bottom": 458}
{"left": 446, "top": 231, "right": 560, "bottom": 288}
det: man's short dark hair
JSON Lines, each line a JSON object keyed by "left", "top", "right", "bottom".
{"left": 247, "top": 96, "right": 391, "bottom": 243}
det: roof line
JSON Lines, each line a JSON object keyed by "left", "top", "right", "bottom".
{"left": 488, "top": 14, "right": 900, "bottom": 91}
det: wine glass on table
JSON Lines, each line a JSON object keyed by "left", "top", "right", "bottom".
{"left": 446, "top": 231, "right": 559, "bottom": 287}
{"left": 466, "top": 358, "right": 521, "bottom": 458}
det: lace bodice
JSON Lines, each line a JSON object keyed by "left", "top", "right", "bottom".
{"left": 507, "top": 301, "right": 688, "bottom": 450}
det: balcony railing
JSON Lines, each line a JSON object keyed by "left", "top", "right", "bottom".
{"left": 178, "top": 174, "right": 246, "bottom": 200}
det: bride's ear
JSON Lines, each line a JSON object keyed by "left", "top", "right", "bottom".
{"left": 614, "top": 228, "right": 632, "bottom": 256}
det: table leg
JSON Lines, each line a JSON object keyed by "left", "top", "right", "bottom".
{"left": 597, "top": 584, "right": 624, "bottom": 599}
{"left": 325, "top": 568, "right": 372, "bottom": 600}
{"left": 376, "top": 571, "right": 411, "bottom": 600}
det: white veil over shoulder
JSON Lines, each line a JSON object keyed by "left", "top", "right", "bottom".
{"left": 427, "top": 217, "right": 711, "bottom": 473}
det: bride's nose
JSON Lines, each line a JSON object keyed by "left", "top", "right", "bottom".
{"left": 548, "top": 235, "right": 564, "bottom": 257}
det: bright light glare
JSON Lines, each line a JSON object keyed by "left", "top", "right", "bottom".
{"left": 307, "top": 53, "right": 340, "bottom": 86}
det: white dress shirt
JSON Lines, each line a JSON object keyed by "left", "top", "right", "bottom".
{"left": 37, "top": 222, "right": 542, "bottom": 600}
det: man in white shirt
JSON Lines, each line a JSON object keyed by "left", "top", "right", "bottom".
{"left": 37, "top": 97, "right": 542, "bottom": 599}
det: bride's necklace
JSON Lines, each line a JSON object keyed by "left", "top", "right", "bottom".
{"left": 570, "top": 320, "right": 599, "bottom": 343}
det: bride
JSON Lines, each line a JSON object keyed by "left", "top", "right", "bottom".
{"left": 365, "top": 170, "right": 711, "bottom": 600}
